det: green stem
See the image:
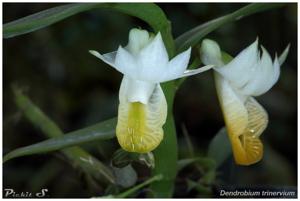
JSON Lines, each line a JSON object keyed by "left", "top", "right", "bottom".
{"left": 11, "top": 86, "right": 115, "bottom": 184}
{"left": 150, "top": 82, "right": 177, "bottom": 198}
{"left": 148, "top": 9, "right": 177, "bottom": 195}
{"left": 116, "top": 174, "right": 163, "bottom": 198}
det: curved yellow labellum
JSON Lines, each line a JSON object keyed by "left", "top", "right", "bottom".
{"left": 215, "top": 73, "right": 268, "bottom": 165}
{"left": 116, "top": 77, "right": 167, "bottom": 153}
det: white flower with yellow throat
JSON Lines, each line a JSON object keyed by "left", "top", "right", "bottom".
{"left": 200, "top": 39, "right": 289, "bottom": 165}
{"left": 89, "top": 28, "right": 213, "bottom": 153}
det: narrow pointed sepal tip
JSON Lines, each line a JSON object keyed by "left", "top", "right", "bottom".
{"left": 185, "top": 47, "right": 192, "bottom": 56}
{"left": 181, "top": 64, "right": 214, "bottom": 78}
{"left": 278, "top": 43, "right": 290, "bottom": 65}
{"left": 89, "top": 50, "right": 99, "bottom": 57}
{"left": 196, "top": 64, "right": 214, "bottom": 73}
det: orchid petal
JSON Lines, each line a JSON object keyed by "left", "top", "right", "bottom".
{"left": 114, "top": 46, "right": 138, "bottom": 79}
{"left": 137, "top": 32, "right": 169, "bottom": 81}
{"left": 215, "top": 73, "right": 248, "bottom": 137}
{"left": 215, "top": 73, "right": 267, "bottom": 165}
{"left": 120, "top": 76, "right": 156, "bottom": 104}
{"left": 271, "top": 56, "right": 281, "bottom": 85}
{"left": 229, "top": 97, "right": 267, "bottom": 165}
{"left": 158, "top": 47, "right": 191, "bottom": 82}
{"left": 215, "top": 39, "right": 259, "bottom": 88}
{"left": 117, "top": 78, "right": 167, "bottom": 153}
{"left": 278, "top": 44, "right": 290, "bottom": 65}
{"left": 240, "top": 46, "right": 274, "bottom": 96}
{"left": 89, "top": 50, "right": 117, "bottom": 68}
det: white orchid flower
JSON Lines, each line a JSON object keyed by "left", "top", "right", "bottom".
{"left": 89, "top": 28, "right": 212, "bottom": 153}
{"left": 200, "top": 39, "right": 289, "bottom": 165}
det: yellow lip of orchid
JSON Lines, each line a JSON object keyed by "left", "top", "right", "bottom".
{"left": 89, "top": 28, "right": 213, "bottom": 153}
{"left": 201, "top": 39, "right": 289, "bottom": 165}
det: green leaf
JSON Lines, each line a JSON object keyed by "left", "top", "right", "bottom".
{"left": 3, "top": 3, "right": 175, "bottom": 55}
{"left": 207, "top": 127, "right": 232, "bottom": 167}
{"left": 115, "top": 174, "right": 163, "bottom": 198}
{"left": 5, "top": 87, "right": 116, "bottom": 164}
{"left": 3, "top": 4, "right": 96, "bottom": 38}
{"left": 150, "top": 102, "right": 178, "bottom": 198}
{"left": 65, "top": 147, "right": 116, "bottom": 184}
{"left": 3, "top": 117, "right": 116, "bottom": 162}
{"left": 6, "top": 87, "right": 116, "bottom": 184}
{"left": 175, "top": 3, "right": 285, "bottom": 52}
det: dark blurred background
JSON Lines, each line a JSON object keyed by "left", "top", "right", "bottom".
{"left": 3, "top": 3, "right": 297, "bottom": 198}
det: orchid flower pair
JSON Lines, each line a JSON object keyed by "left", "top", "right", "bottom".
{"left": 90, "top": 28, "right": 289, "bottom": 166}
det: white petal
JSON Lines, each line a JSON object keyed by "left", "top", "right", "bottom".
{"left": 136, "top": 32, "right": 169, "bottom": 81}
{"left": 215, "top": 72, "right": 248, "bottom": 137}
{"left": 126, "top": 79, "right": 156, "bottom": 104}
{"left": 215, "top": 39, "right": 259, "bottom": 88}
{"left": 240, "top": 46, "right": 274, "bottom": 96}
{"left": 158, "top": 47, "right": 191, "bottom": 82}
{"left": 114, "top": 46, "right": 138, "bottom": 78}
{"left": 278, "top": 44, "right": 290, "bottom": 65}
{"left": 119, "top": 76, "right": 156, "bottom": 104}
{"left": 254, "top": 46, "right": 276, "bottom": 95}
{"left": 89, "top": 50, "right": 117, "bottom": 68}
{"left": 116, "top": 82, "right": 167, "bottom": 153}
{"left": 119, "top": 76, "right": 128, "bottom": 103}
{"left": 271, "top": 56, "right": 280, "bottom": 85}
{"left": 89, "top": 49, "right": 138, "bottom": 78}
